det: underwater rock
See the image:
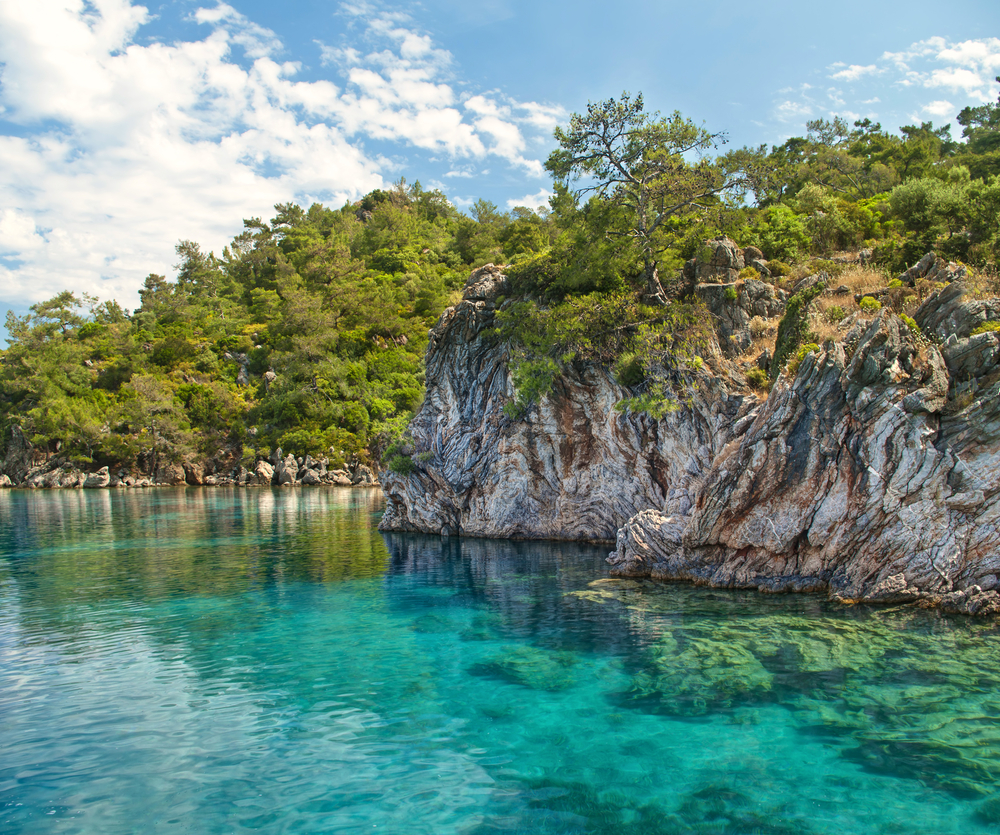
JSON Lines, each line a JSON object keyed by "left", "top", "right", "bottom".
{"left": 473, "top": 645, "right": 578, "bottom": 691}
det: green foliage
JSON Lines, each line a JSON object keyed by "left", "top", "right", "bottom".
{"left": 740, "top": 205, "right": 811, "bottom": 262}
{"left": 738, "top": 266, "right": 758, "bottom": 279}
{"left": 724, "top": 286, "right": 738, "bottom": 302}
{"left": 786, "top": 342, "right": 820, "bottom": 377}
{"left": 613, "top": 352, "right": 645, "bottom": 387}
{"left": 547, "top": 92, "right": 754, "bottom": 296}
{"left": 859, "top": 296, "right": 883, "bottom": 312}
{"left": 971, "top": 320, "right": 1000, "bottom": 335}
{"left": 496, "top": 289, "right": 711, "bottom": 419}
{"left": 825, "top": 305, "right": 846, "bottom": 323}
{"left": 770, "top": 283, "right": 824, "bottom": 379}
{"left": 767, "top": 260, "right": 792, "bottom": 277}
{"left": 888, "top": 278, "right": 904, "bottom": 288}
{"left": 7, "top": 91, "right": 1000, "bottom": 470}
{"left": 386, "top": 454, "right": 415, "bottom": 475}
{"left": 900, "top": 314, "right": 921, "bottom": 333}
{"left": 745, "top": 367, "right": 770, "bottom": 390}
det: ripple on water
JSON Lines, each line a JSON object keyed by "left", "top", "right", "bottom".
{"left": 3, "top": 490, "right": 1000, "bottom": 834}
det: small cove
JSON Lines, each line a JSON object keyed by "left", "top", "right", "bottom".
{"left": 2, "top": 487, "right": 1000, "bottom": 834}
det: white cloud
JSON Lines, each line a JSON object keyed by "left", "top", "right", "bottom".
{"left": 0, "top": 0, "right": 560, "bottom": 311}
{"left": 775, "top": 100, "right": 814, "bottom": 122}
{"left": 776, "top": 36, "right": 1000, "bottom": 131}
{"left": 507, "top": 189, "right": 552, "bottom": 212}
{"left": 922, "top": 99, "right": 955, "bottom": 118}
{"left": 829, "top": 64, "right": 879, "bottom": 82}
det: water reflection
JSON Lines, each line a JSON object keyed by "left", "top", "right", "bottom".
{"left": 0, "top": 487, "right": 389, "bottom": 607}
{"left": 4, "top": 493, "right": 1000, "bottom": 834}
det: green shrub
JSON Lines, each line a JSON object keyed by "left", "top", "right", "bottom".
{"left": 613, "top": 352, "right": 645, "bottom": 387}
{"left": 859, "top": 297, "right": 882, "bottom": 312}
{"left": 900, "top": 314, "right": 921, "bottom": 333}
{"left": 738, "top": 266, "right": 758, "bottom": 279}
{"left": 787, "top": 343, "right": 820, "bottom": 378}
{"left": 888, "top": 278, "right": 904, "bottom": 289}
{"left": 971, "top": 320, "right": 1000, "bottom": 335}
{"left": 825, "top": 305, "right": 845, "bottom": 324}
{"left": 768, "top": 260, "right": 791, "bottom": 277}
{"left": 415, "top": 451, "right": 434, "bottom": 463}
{"left": 724, "top": 285, "right": 739, "bottom": 303}
{"left": 745, "top": 367, "right": 770, "bottom": 391}
{"left": 387, "top": 454, "right": 415, "bottom": 475}
{"left": 770, "top": 283, "right": 824, "bottom": 379}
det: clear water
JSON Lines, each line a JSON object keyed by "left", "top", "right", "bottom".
{"left": 3, "top": 489, "right": 1000, "bottom": 834}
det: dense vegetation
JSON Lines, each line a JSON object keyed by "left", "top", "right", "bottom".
{"left": 3, "top": 80, "right": 999, "bottom": 474}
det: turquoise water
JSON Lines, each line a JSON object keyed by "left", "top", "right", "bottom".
{"left": 3, "top": 490, "right": 1000, "bottom": 834}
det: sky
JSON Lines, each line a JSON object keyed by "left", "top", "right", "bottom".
{"left": 1, "top": 0, "right": 999, "bottom": 333}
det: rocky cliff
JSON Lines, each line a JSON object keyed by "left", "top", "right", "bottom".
{"left": 609, "top": 281, "right": 1000, "bottom": 614}
{"left": 379, "top": 265, "right": 754, "bottom": 540}
{"left": 382, "top": 255, "right": 1000, "bottom": 613}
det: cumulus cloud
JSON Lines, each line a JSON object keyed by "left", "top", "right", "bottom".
{"left": 0, "top": 0, "right": 562, "bottom": 312}
{"left": 775, "top": 36, "right": 1000, "bottom": 129}
{"left": 922, "top": 100, "right": 955, "bottom": 118}
{"left": 506, "top": 188, "right": 552, "bottom": 212}
{"left": 828, "top": 63, "right": 880, "bottom": 82}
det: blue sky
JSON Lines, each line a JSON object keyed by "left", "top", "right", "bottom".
{"left": 1, "top": 0, "right": 998, "bottom": 330}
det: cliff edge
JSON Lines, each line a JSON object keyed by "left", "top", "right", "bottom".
{"left": 379, "top": 264, "right": 754, "bottom": 540}
{"left": 382, "top": 260, "right": 1000, "bottom": 613}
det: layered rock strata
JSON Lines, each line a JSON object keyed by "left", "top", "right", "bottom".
{"left": 379, "top": 265, "right": 754, "bottom": 540}
{"left": 609, "top": 282, "right": 1000, "bottom": 614}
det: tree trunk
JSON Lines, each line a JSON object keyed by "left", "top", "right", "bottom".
{"left": 640, "top": 263, "right": 668, "bottom": 306}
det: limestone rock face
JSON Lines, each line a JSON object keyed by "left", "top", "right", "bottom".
{"left": 915, "top": 280, "right": 1000, "bottom": 341}
{"left": 695, "top": 279, "right": 786, "bottom": 356}
{"left": 609, "top": 305, "right": 1000, "bottom": 608}
{"left": 2, "top": 426, "right": 35, "bottom": 484}
{"left": 380, "top": 265, "right": 753, "bottom": 540}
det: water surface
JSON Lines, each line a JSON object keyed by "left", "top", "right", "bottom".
{"left": 2, "top": 488, "right": 1000, "bottom": 834}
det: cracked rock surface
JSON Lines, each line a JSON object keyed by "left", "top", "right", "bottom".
{"left": 609, "top": 283, "right": 1000, "bottom": 611}
{"left": 379, "top": 265, "right": 753, "bottom": 541}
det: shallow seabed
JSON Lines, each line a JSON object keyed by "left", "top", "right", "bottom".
{"left": 2, "top": 488, "right": 1000, "bottom": 834}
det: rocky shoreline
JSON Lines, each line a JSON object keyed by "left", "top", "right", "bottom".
{"left": 380, "top": 253, "right": 1000, "bottom": 615}
{"left": 0, "top": 431, "right": 379, "bottom": 490}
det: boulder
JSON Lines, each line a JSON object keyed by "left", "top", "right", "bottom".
{"left": 155, "top": 463, "right": 186, "bottom": 486}
{"left": 915, "top": 281, "right": 1000, "bottom": 341}
{"left": 83, "top": 467, "right": 111, "bottom": 489}
{"left": 898, "top": 251, "right": 969, "bottom": 286}
{"left": 276, "top": 454, "right": 298, "bottom": 485}
{"left": 695, "top": 237, "right": 745, "bottom": 284}
{"left": 327, "top": 469, "right": 354, "bottom": 486}
{"left": 183, "top": 461, "right": 206, "bottom": 486}
{"left": 695, "top": 279, "right": 786, "bottom": 357}
{"left": 352, "top": 465, "right": 377, "bottom": 486}
{"left": 463, "top": 263, "right": 510, "bottom": 302}
{"left": 300, "top": 469, "right": 322, "bottom": 485}
{"left": 255, "top": 460, "right": 275, "bottom": 485}
{"left": 0, "top": 474, "right": 12, "bottom": 488}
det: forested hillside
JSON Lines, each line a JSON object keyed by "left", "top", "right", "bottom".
{"left": 2, "top": 82, "right": 999, "bottom": 479}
